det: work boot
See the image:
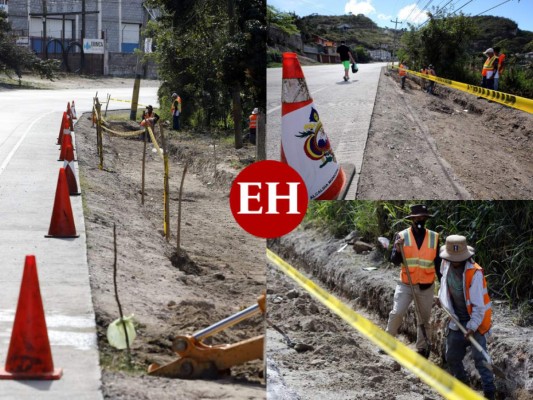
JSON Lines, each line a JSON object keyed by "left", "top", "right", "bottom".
{"left": 483, "top": 391, "right": 495, "bottom": 400}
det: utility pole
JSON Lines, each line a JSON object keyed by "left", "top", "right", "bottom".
{"left": 81, "top": 0, "right": 86, "bottom": 40}
{"left": 390, "top": 18, "right": 403, "bottom": 63}
{"left": 130, "top": 5, "right": 146, "bottom": 120}
{"left": 42, "top": 0, "right": 47, "bottom": 57}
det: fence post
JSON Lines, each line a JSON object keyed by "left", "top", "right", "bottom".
{"left": 159, "top": 123, "right": 170, "bottom": 242}
{"left": 95, "top": 98, "right": 103, "bottom": 170}
{"left": 256, "top": 110, "right": 266, "bottom": 161}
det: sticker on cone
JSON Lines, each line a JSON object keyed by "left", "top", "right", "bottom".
{"left": 0, "top": 255, "right": 62, "bottom": 380}
{"left": 281, "top": 52, "right": 346, "bottom": 200}
{"left": 57, "top": 111, "right": 68, "bottom": 145}
{"left": 64, "top": 144, "right": 80, "bottom": 195}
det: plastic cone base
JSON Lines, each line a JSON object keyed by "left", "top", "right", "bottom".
{"left": 46, "top": 168, "right": 79, "bottom": 238}
{"left": 0, "top": 256, "right": 63, "bottom": 380}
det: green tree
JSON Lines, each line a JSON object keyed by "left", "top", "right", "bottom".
{"left": 400, "top": 12, "right": 478, "bottom": 82}
{"left": 145, "top": 0, "right": 265, "bottom": 147}
{"left": 0, "top": 11, "right": 59, "bottom": 80}
{"left": 267, "top": 5, "right": 299, "bottom": 35}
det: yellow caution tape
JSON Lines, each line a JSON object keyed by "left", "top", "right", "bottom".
{"left": 109, "top": 98, "right": 147, "bottom": 108}
{"left": 146, "top": 126, "right": 164, "bottom": 160}
{"left": 101, "top": 124, "right": 145, "bottom": 137}
{"left": 266, "top": 249, "right": 485, "bottom": 400}
{"left": 391, "top": 65, "right": 533, "bottom": 114}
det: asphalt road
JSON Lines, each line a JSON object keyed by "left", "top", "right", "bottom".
{"left": 267, "top": 62, "right": 386, "bottom": 199}
{"left": 0, "top": 85, "right": 158, "bottom": 399}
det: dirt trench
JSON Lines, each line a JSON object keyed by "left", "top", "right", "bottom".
{"left": 357, "top": 67, "right": 533, "bottom": 200}
{"left": 75, "top": 112, "right": 266, "bottom": 399}
{"left": 266, "top": 227, "right": 533, "bottom": 400}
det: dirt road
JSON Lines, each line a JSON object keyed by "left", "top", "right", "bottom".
{"left": 75, "top": 112, "right": 266, "bottom": 399}
{"left": 357, "top": 68, "right": 532, "bottom": 199}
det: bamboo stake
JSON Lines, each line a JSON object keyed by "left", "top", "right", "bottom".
{"left": 159, "top": 122, "right": 170, "bottom": 242}
{"left": 113, "top": 223, "right": 131, "bottom": 365}
{"left": 176, "top": 162, "right": 188, "bottom": 255}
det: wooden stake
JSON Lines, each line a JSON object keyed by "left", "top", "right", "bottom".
{"left": 141, "top": 128, "right": 147, "bottom": 205}
{"left": 176, "top": 162, "right": 188, "bottom": 255}
{"left": 113, "top": 223, "right": 131, "bottom": 365}
{"left": 160, "top": 122, "right": 170, "bottom": 242}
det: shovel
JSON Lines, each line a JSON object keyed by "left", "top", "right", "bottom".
{"left": 399, "top": 243, "right": 432, "bottom": 357}
{"left": 266, "top": 318, "right": 314, "bottom": 353}
{"left": 440, "top": 305, "right": 507, "bottom": 379}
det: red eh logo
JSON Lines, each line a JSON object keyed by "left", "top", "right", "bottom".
{"left": 229, "top": 161, "right": 308, "bottom": 238}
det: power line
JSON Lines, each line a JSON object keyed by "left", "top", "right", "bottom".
{"left": 473, "top": 0, "right": 515, "bottom": 17}
{"left": 411, "top": 0, "right": 435, "bottom": 23}
{"left": 451, "top": 0, "right": 476, "bottom": 15}
{"left": 402, "top": 0, "right": 424, "bottom": 23}
{"left": 418, "top": 0, "right": 456, "bottom": 28}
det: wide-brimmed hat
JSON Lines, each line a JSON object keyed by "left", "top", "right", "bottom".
{"left": 440, "top": 235, "right": 475, "bottom": 262}
{"left": 171, "top": 93, "right": 178, "bottom": 98}
{"left": 484, "top": 48, "right": 494, "bottom": 54}
{"left": 252, "top": 107, "right": 259, "bottom": 114}
{"left": 405, "top": 204, "right": 433, "bottom": 219}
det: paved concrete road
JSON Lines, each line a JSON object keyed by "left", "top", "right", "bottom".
{"left": 0, "top": 86, "right": 158, "bottom": 399}
{"left": 267, "top": 62, "right": 385, "bottom": 199}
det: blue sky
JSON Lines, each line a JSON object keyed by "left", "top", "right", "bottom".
{"left": 268, "top": 0, "right": 533, "bottom": 32}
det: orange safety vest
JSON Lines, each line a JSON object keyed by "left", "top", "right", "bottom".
{"left": 465, "top": 263, "right": 492, "bottom": 334}
{"left": 421, "top": 68, "right": 427, "bottom": 75}
{"left": 171, "top": 97, "right": 182, "bottom": 114}
{"left": 497, "top": 53, "right": 505, "bottom": 74}
{"left": 482, "top": 56, "right": 497, "bottom": 77}
{"left": 399, "top": 64, "right": 407, "bottom": 77}
{"left": 249, "top": 114, "right": 257, "bottom": 129}
{"left": 399, "top": 228, "right": 439, "bottom": 285}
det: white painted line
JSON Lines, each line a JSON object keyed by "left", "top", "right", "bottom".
{"left": 0, "top": 110, "right": 57, "bottom": 177}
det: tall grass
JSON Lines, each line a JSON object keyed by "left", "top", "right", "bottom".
{"left": 305, "top": 201, "right": 533, "bottom": 307}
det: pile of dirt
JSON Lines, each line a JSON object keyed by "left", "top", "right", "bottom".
{"left": 357, "top": 68, "right": 533, "bottom": 199}
{"left": 75, "top": 111, "right": 266, "bottom": 398}
{"left": 267, "top": 227, "right": 533, "bottom": 399}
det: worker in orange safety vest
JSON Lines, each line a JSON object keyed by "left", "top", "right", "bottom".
{"left": 481, "top": 48, "right": 498, "bottom": 91}
{"left": 493, "top": 47, "right": 505, "bottom": 91}
{"left": 385, "top": 204, "right": 441, "bottom": 358}
{"left": 399, "top": 61, "right": 408, "bottom": 89}
{"left": 171, "top": 93, "right": 182, "bottom": 130}
{"left": 438, "top": 235, "right": 495, "bottom": 400}
{"left": 248, "top": 108, "right": 258, "bottom": 145}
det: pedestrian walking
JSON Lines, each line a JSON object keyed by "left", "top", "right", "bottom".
{"left": 336, "top": 41, "right": 356, "bottom": 82}
{"left": 248, "top": 107, "right": 258, "bottom": 145}
{"left": 426, "top": 64, "right": 436, "bottom": 94}
{"left": 493, "top": 47, "right": 505, "bottom": 91}
{"left": 438, "top": 235, "right": 495, "bottom": 400}
{"left": 480, "top": 48, "right": 498, "bottom": 91}
{"left": 385, "top": 204, "right": 441, "bottom": 358}
{"left": 171, "top": 93, "right": 182, "bottom": 130}
{"left": 399, "top": 61, "right": 408, "bottom": 89}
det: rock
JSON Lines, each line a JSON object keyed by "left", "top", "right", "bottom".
{"left": 344, "top": 231, "right": 360, "bottom": 244}
{"left": 286, "top": 289, "right": 300, "bottom": 299}
{"left": 308, "top": 303, "right": 320, "bottom": 314}
{"left": 353, "top": 240, "right": 374, "bottom": 254}
{"left": 294, "top": 343, "right": 314, "bottom": 353}
{"left": 167, "top": 300, "right": 176, "bottom": 307}
{"left": 266, "top": 288, "right": 275, "bottom": 294}
{"left": 272, "top": 296, "right": 283, "bottom": 304}
{"left": 371, "top": 375, "right": 385, "bottom": 383}
{"left": 302, "top": 319, "right": 318, "bottom": 332}
{"left": 309, "top": 358, "right": 326, "bottom": 366}
{"left": 213, "top": 273, "right": 225, "bottom": 280}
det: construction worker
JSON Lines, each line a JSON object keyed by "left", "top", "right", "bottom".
{"left": 493, "top": 47, "right": 505, "bottom": 91}
{"left": 140, "top": 105, "right": 160, "bottom": 141}
{"left": 438, "top": 235, "right": 495, "bottom": 400}
{"left": 385, "top": 204, "right": 441, "bottom": 358}
{"left": 399, "top": 61, "right": 408, "bottom": 89}
{"left": 426, "top": 64, "right": 436, "bottom": 95}
{"left": 420, "top": 65, "right": 428, "bottom": 91}
{"left": 480, "top": 48, "right": 498, "bottom": 91}
{"left": 248, "top": 108, "right": 258, "bottom": 145}
{"left": 171, "top": 93, "right": 182, "bottom": 130}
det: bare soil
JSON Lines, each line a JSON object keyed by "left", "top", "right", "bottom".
{"left": 75, "top": 111, "right": 266, "bottom": 399}
{"left": 266, "top": 228, "right": 533, "bottom": 400}
{"left": 357, "top": 68, "right": 533, "bottom": 199}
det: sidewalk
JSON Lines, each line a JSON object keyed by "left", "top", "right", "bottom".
{"left": 0, "top": 87, "right": 157, "bottom": 399}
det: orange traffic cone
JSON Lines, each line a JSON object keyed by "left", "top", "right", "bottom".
{"left": 66, "top": 102, "right": 74, "bottom": 131}
{"left": 45, "top": 168, "right": 79, "bottom": 238}
{"left": 64, "top": 144, "right": 80, "bottom": 196}
{"left": 71, "top": 100, "right": 77, "bottom": 120}
{"left": 281, "top": 52, "right": 351, "bottom": 200}
{"left": 57, "top": 112, "right": 68, "bottom": 145}
{"left": 0, "top": 255, "right": 63, "bottom": 380}
{"left": 58, "top": 134, "right": 76, "bottom": 161}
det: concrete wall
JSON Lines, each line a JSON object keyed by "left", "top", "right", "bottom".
{"left": 107, "top": 53, "right": 158, "bottom": 79}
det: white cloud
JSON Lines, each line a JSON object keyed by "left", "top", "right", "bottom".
{"left": 344, "top": 0, "right": 375, "bottom": 16}
{"left": 398, "top": 3, "right": 428, "bottom": 24}
{"left": 377, "top": 13, "right": 392, "bottom": 21}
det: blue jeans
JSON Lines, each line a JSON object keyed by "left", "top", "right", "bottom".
{"left": 446, "top": 326, "right": 495, "bottom": 393}
{"left": 173, "top": 114, "right": 180, "bottom": 130}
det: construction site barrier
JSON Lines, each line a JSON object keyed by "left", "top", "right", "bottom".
{"left": 146, "top": 126, "right": 164, "bottom": 160}
{"left": 100, "top": 124, "right": 145, "bottom": 138}
{"left": 266, "top": 248, "right": 485, "bottom": 400}
{"left": 390, "top": 65, "right": 533, "bottom": 115}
